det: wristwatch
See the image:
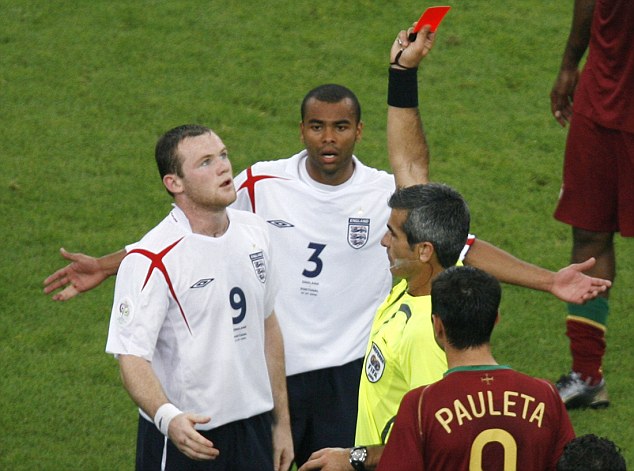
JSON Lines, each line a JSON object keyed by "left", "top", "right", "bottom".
{"left": 349, "top": 446, "right": 368, "bottom": 471}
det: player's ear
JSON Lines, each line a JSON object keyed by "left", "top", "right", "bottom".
{"left": 355, "top": 120, "right": 364, "bottom": 141}
{"left": 163, "top": 173, "right": 183, "bottom": 195}
{"left": 417, "top": 241, "right": 434, "bottom": 263}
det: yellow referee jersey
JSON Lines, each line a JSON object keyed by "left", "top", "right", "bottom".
{"left": 355, "top": 279, "right": 447, "bottom": 445}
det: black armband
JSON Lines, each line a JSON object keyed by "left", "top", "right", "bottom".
{"left": 387, "top": 67, "right": 419, "bottom": 108}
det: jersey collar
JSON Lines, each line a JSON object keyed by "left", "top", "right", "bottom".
{"left": 444, "top": 364, "right": 512, "bottom": 377}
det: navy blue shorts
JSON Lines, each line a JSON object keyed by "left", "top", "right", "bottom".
{"left": 135, "top": 412, "right": 272, "bottom": 470}
{"left": 287, "top": 358, "right": 363, "bottom": 466}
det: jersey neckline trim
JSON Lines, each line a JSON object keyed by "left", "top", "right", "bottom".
{"left": 444, "top": 364, "right": 512, "bottom": 377}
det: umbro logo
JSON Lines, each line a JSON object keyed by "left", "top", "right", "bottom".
{"left": 267, "top": 220, "right": 294, "bottom": 228}
{"left": 191, "top": 278, "right": 214, "bottom": 289}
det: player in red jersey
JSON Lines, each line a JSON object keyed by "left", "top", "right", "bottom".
{"left": 378, "top": 266, "right": 575, "bottom": 471}
{"left": 551, "top": 0, "right": 634, "bottom": 408}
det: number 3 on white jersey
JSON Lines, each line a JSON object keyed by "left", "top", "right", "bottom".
{"left": 302, "top": 243, "right": 326, "bottom": 278}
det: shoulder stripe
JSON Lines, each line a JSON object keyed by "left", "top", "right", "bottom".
{"left": 127, "top": 237, "right": 191, "bottom": 335}
{"left": 237, "top": 166, "right": 287, "bottom": 213}
{"left": 381, "top": 416, "right": 397, "bottom": 445}
{"left": 399, "top": 304, "right": 412, "bottom": 323}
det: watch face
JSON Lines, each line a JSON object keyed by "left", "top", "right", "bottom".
{"left": 351, "top": 447, "right": 367, "bottom": 462}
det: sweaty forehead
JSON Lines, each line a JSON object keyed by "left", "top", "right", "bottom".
{"left": 303, "top": 98, "right": 358, "bottom": 123}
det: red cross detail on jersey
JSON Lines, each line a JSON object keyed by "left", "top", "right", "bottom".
{"left": 237, "top": 166, "right": 287, "bottom": 213}
{"left": 128, "top": 237, "right": 192, "bottom": 334}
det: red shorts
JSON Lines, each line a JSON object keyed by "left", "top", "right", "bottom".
{"left": 554, "top": 113, "right": 634, "bottom": 236}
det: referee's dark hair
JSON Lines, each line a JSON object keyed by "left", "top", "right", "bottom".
{"left": 388, "top": 183, "right": 470, "bottom": 269}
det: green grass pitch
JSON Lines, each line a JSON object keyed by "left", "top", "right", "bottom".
{"left": 1, "top": 1, "right": 631, "bottom": 468}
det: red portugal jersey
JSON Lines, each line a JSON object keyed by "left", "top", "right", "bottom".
{"left": 377, "top": 366, "right": 575, "bottom": 471}
{"left": 574, "top": 0, "right": 634, "bottom": 133}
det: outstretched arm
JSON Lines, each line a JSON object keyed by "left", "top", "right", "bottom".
{"left": 550, "top": 0, "right": 595, "bottom": 127}
{"left": 43, "top": 248, "right": 125, "bottom": 301}
{"left": 465, "top": 239, "right": 611, "bottom": 304}
{"left": 264, "top": 313, "right": 294, "bottom": 471}
{"left": 387, "top": 25, "right": 436, "bottom": 188}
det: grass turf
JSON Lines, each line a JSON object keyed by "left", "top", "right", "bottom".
{"left": 1, "top": 1, "right": 632, "bottom": 468}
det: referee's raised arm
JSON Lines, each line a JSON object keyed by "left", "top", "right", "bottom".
{"left": 387, "top": 24, "right": 436, "bottom": 189}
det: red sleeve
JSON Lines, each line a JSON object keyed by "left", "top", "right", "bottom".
{"left": 377, "top": 387, "right": 426, "bottom": 471}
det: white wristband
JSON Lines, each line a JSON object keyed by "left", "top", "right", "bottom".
{"left": 154, "top": 403, "right": 182, "bottom": 437}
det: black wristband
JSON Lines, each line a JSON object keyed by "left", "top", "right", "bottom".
{"left": 387, "top": 67, "right": 418, "bottom": 108}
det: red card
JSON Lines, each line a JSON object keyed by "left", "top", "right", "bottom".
{"left": 413, "top": 6, "right": 451, "bottom": 33}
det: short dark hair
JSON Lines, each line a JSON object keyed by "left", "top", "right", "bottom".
{"left": 155, "top": 124, "right": 212, "bottom": 196}
{"left": 431, "top": 266, "right": 501, "bottom": 349}
{"left": 388, "top": 183, "right": 470, "bottom": 268}
{"left": 300, "top": 84, "right": 362, "bottom": 123}
{"left": 557, "top": 434, "right": 626, "bottom": 471}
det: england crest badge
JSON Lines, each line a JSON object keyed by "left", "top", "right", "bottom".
{"left": 348, "top": 218, "right": 370, "bottom": 249}
{"left": 250, "top": 251, "right": 267, "bottom": 283}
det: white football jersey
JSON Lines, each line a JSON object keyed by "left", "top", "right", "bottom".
{"left": 106, "top": 206, "right": 278, "bottom": 430}
{"left": 232, "top": 151, "right": 395, "bottom": 375}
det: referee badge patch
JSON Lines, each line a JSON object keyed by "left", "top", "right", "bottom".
{"left": 116, "top": 298, "right": 134, "bottom": 326}
{"left": 365, "top": 342, "right": 385, "bottom": 383}
{"left": 348, "top": 218, "right": 370, "bottom": 249}
{"left": 250, "top": 251, "right": 267, "bottom": 283}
